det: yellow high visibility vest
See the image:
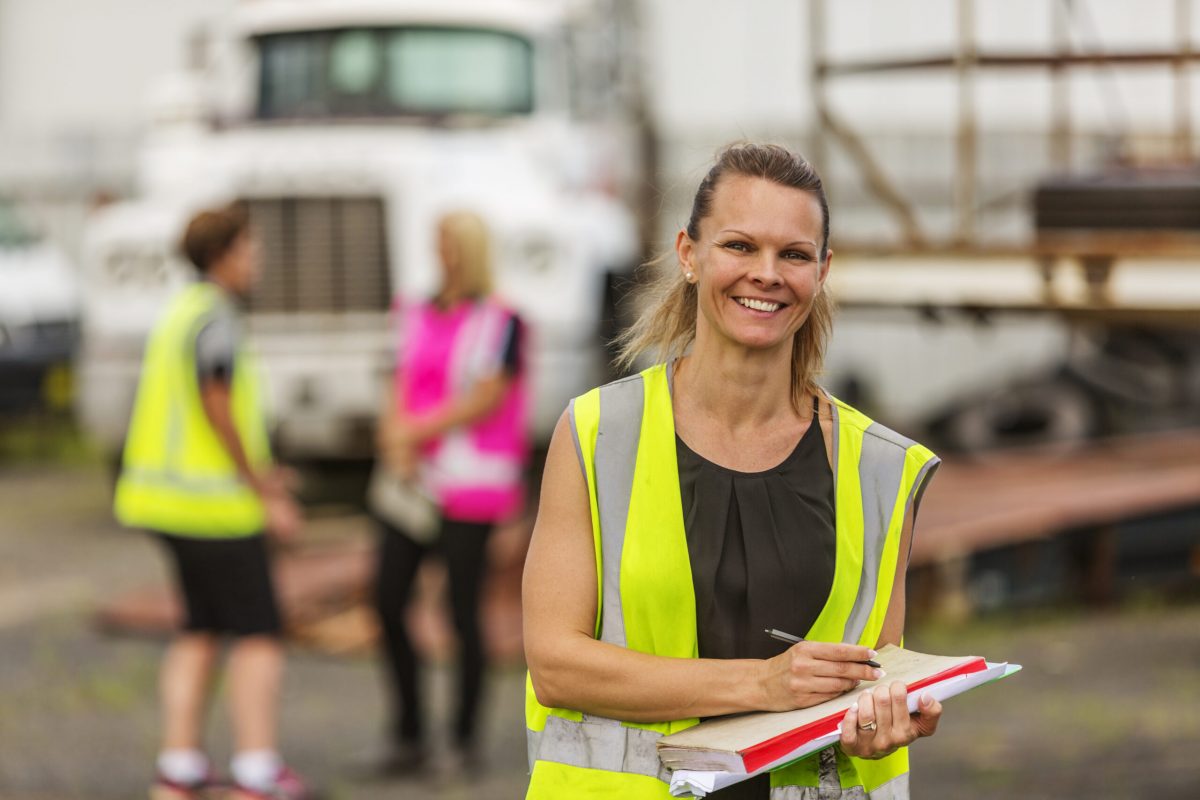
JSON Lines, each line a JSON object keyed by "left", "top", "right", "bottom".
{"left": 525, "top": 363, "right": 939, "bottom": 799}
{"left": 114, "top": 281, "right": 271, "bottom": 537}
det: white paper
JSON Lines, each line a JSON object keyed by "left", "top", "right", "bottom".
{"left": 669, "top": 662, "right": 1021, "bottom": 798}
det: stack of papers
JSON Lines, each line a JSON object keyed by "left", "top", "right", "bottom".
{"left": 657, "top": 645, "right": 1021, "bottom": 798}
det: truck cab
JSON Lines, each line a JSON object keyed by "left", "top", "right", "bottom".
{"left": 78, "top": 0, "right": 644, "bottom": 461}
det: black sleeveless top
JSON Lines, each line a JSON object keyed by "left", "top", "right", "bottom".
{"left": 676, "top": 399, "right": 836, "bottom": 799}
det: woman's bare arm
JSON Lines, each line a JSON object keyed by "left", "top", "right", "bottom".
{"left": 876, "top": 504, "right": 915, "bottom": 648}
{"left": 838, "top": 491, "right": 944, "bottom": 760}
{"left": 522, "top": 411, "right": 881, "bottom": 723}
{"left": 380, "top": 368, "right": 511, "bottom": 456}
{"left": 417, "top": 372, "right": 512, "bottom": 439}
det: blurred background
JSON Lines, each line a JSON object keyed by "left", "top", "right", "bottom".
{"left": 1, "top": 0, "right": 1198, "bottom": 797}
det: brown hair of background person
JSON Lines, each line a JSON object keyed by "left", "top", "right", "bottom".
{"left": 182, "top": 203, "right": 250, "bottom": 274}
{"left": 615, "top": 143, "right": 834, "bottom": 412}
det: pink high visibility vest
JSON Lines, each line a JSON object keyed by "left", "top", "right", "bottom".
{"left": 394, "top": 297, "right": 529, "bottom": 523}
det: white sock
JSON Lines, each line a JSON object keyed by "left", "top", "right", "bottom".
{"left": 231, "top": 749, "right": 283, "bottom": 791}
{"left": 157, "top": 749, "right": 209, "bottom": 785}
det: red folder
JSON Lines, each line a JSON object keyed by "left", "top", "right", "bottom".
{"left": 740, "top": 656, "right": 987, "bottom": 772}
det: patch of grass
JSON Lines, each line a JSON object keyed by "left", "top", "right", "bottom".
{"left": 60, "top": 650, "right": 158, "bottom": 714}
{"left": 965, "top": 764, "right": 1021, "bottom": 791}
{"left": 909, "top": 603, "right": 1084, "bottom": 652}
{"left": 0, "top": 413, "right": 99, "bottom": 467}
{"left": 70, "top": 671, "right": 143, "bottom": 712}
{"left": 22, "top": 619, "right": 159, "bottom": 715}
{"left": 910, "top": 596, "right": 1200, "bottom": 653}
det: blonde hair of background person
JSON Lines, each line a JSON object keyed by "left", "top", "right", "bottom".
{"left": 523, "top": 143, "right": 943, "bottom": 795}
{"left": 438, "top": 209, "right": 494, "bottom": 299}
{"left": 379, "top": 209, "right": 502, "bottom": 476}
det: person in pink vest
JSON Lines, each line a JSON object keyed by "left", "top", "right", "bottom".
{"left": 368, "top": 210, "right": 529, "bottom": 777}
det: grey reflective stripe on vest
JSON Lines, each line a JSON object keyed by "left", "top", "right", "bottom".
{"left": 593, "top": 376, "right": 645, "bottom": 648}
{"left": 527, "top": 725, "right": 543, "bottom": 773}
{"left": 867, "top": 773, "right": 909, "bottom": 800}
{"left": 769, "top": 771, "right": 908, "bottom": 800}
{"left": 530, "top": 715, "right": 670, "bottom": 783}
{"left": 119, "top": 468, "right": 252, "bottom": 495}
{"left": 770, "top": 786, "right": 869, "bottom": 800}
{"left": 841, "top": 423, "right": 912, "bottom": 644}
{"left": 542, "top": 380, "right": 662, "bottom": 783}
{"left": 447, "top": 301, "right": 507, "bottom": 395}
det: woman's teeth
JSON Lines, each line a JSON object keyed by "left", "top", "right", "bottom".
{"left": 736, "top": 297, "right": 780, "bottom": 312}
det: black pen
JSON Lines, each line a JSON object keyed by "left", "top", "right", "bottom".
{"left": 764, "top": 628, "right": 882, "bottom": 669}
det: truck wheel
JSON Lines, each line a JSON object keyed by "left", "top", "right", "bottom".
{"left": 931, "top": 376, "right": 1101, "bottom": 453}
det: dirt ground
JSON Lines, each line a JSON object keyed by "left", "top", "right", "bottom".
{"left": 1, "top": 461, "right": 1197, "bottom": 799}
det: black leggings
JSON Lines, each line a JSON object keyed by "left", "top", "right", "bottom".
{"left": 373, "top": 516, "right": 492, "bottom": 749}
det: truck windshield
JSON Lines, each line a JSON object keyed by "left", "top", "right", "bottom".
{"left": 258, "top": 26, "right": 534, "bottom": 120}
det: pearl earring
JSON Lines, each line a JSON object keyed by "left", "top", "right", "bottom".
{"left": 685, "top": 271, "right": 695, "bottom": 283}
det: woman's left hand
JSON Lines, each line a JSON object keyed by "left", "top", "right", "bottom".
{"left": 838, "top": 682, "right": 942, "bottom": 759}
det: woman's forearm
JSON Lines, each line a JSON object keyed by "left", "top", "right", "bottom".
{"left": 415, "top": 373, "right": 509, "bottom": 440}
{"left": 529, "top": 632, "right": 767, "bottom": 722}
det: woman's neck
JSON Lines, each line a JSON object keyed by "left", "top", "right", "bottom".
{"left": 434, "top": 286, "right": 474, "bottom": 310}
{"left": 675, "top": 330, "right": 801, "bottom": 434}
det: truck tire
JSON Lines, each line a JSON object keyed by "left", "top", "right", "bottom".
{"left": 929, "top": 374, "right": 1101, "bottom": 453}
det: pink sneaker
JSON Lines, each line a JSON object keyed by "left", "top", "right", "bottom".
{"left": 150, "top": 772, "right": 223, "bottom": 800}
{"left": 229, "top": 765, "right": 312, "bottom": 800}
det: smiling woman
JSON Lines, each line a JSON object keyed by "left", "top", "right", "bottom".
{"left": 616, "top": 145, "right": 834, "bottom": 414}
{"left": 522, "top": 144, "right": 943, "bottom": 800}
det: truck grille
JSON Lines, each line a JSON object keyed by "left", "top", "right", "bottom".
{"left": 241, "top": 197, "right": 391, "bottom": 313}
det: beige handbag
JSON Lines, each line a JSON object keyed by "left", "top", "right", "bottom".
{"left": 366, "top": 463, "right": 440, "bottom": 543}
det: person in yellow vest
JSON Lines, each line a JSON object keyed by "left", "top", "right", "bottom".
{"left": 522, "top": 144, "right": 945, "bottom": 799}
{"left": 114, "top": 204, "right": 310, "bottom": 800}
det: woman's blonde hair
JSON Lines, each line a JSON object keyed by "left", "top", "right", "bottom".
{"left": 439, "top": 210, "right": 494, "bottom": 297}
{"left": 614, "top": 143, "right": 834, "bottom": 412}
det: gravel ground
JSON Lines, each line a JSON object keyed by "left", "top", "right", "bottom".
{"left": 1, "top": 461, "right": 1197, "bottom": 799}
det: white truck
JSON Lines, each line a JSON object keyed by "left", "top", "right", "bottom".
{"left": 77, "top": 0, "right": 646, "bottom": 462}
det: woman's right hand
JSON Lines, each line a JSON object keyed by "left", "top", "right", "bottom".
{"left": 264, "top": 491, "right": 303, "bottom": 544}
{"left": 384, "top": 443, "right": 419, "bottom": 480}
{"left": 380, "top": 428, "right": 418, "bottom": 480}
{"left": 378, "top": 414, "right": 419, "bottom": 479}
{"left": 757, "top": 642, "right": 885, "bottom": 711}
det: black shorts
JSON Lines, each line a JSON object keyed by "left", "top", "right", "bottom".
{"left": 156, "top": 533, "right": 282, "bottom": 637}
